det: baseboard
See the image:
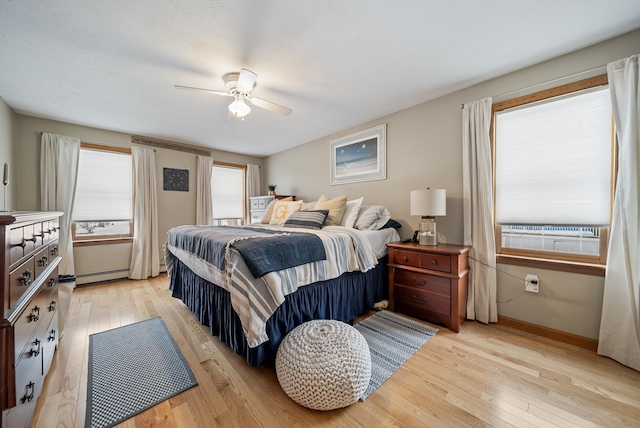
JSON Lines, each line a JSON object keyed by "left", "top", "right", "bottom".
{"left": 498, "top": 316, "right": 598, "bottom": 352}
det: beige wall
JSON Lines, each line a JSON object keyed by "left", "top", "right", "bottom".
{"left": 0, "top": 96, "right": 17, "bottom": 211}
{"left": 15, "top": 115, "right": 264, "bottom": 284}
{"left": 265, "top": 29, "right": 640, "bottom": 340}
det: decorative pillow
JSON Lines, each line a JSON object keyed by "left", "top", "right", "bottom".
{"left": 261, "top": 196, "right": 293, "bottom": 224}
{"left": 314, "top": 194, "right": 347, "bottom": 226}
{"left": 354, "top": 205, "right": 392, "bottom": 230}
{"left": 283, "top": 210, "right": 329, "bottom": 230}
{"left": 300, "top": 200, "right": 318, "bottom": 211}
{"left": 269, "top": 200, "right": 303, "bottom": 225}
{"left": 380, "top": 218, "right": 402, "bottom": 229}
{"left": 339, "top": 197, "right": 364, "bottom": 228}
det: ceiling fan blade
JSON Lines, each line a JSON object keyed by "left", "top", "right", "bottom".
{"left": 174, "top": 85, "right": 232, "bottom": 97}
{"left": 236, "top": 69, "right": 257, "bottom": 93}
{"left": 249, "top": 96, "right": 292, "bottom": 116}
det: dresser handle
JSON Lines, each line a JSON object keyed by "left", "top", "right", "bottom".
{"left": 412, "top": 276, "right": 427, "bottom": 286}
{"left": 18, "top": 269, "right": 33, "bottom": 286}
{"left": 49, "top": 300, "right": 57, "bottom": 311}
{"left": 45, "top": 229, "right": 53, "bottom": 235}
{"left": 28, "top": 306, "right": 40, "bottom": 322}
{"left": 30, "top": 339, "right": 41, "bottom": 357}
{"left": 431, "top": 259, "right": 438, "bottom": 266}
{"left": 21, "top": 237, "right": 37, "bottom": 247}
{"left": 34, "top": 233, "right": 44, "bottom": 239}
{"left": 22, "top": 382, "right": 35, "bottom": 403}
{"left": 50, "top": 246, "right": 59, "bottom": 256}
{"left": 412, "top": 295, "right": 428, "bottom": 304}
{"left": 48, "top": 329, "right": 57, "bottom": 342}
{"left": 47, "top": 277, "right": 57, "bottom": 287}
{"left": 38, "top": 255, "right": 49, "bottom": 266}
{"left": 403, "top": 256, "right": 409, "bottom": 262}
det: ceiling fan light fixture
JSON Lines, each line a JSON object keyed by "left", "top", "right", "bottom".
{"left": 228, "top": 96, "right": 251, "bottom": 118}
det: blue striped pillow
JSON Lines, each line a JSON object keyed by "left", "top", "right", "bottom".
{"left": 283, "top": 210, "right": 329, "bottom": 230}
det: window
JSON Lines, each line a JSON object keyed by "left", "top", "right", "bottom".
{"left": 493, "top": 75, "right": 615, "bottom": 271}
{"left": 72, "top": 144, "right": 133, "bottom": 243}
{"left": 211, "top": 162, "right": 246, "bottom": 225}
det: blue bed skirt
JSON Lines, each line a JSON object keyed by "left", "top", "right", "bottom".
{"left": 169, "top": 256, "right": 388, "bottom": 365}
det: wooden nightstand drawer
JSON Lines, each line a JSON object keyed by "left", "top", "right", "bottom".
{"left": 393, "top": 269, "right": 450, "bottom": 296}
{"left": 421, "top": 253, "right": 451, "bottom": 273}
{"left": 394, "top": 284, "right": 451, "bottom": 316}
{"left": 390, "top": 249, "right": 421, "bottom": 268}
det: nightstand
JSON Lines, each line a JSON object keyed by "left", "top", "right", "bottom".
{"left": 387, "top": 242, "right": 470, "bottom": 332}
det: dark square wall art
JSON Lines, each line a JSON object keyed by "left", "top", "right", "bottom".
{"left": 163, "top": 168, "right": 189, "bottom": 191}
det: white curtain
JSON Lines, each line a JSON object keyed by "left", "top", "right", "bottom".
{"left": 196, "top": 155, "right": 213, "bottom": 225}
{"left": 40, "top": 132, "right": 80, "bottom": 335}
{"left": 246, "top": 164, "right": 260, "bottom": 223}
{"left": 462, "top": 97, "right": 498, "bottom": 324}
{"left": 598, "top": 54, "right": 640, "bottom": 371}
{"left": 128, "top": 147, "right": 160, "bottom": 279}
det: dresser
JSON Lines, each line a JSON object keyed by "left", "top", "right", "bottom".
{"left": 249, "top": 195, "right": 275, "bottom": 224}
{"left": 0, "top": 211, "right": 63, "bottom": 428}
{"left": 387, "top": 242, "right": 470, "bottom": 332}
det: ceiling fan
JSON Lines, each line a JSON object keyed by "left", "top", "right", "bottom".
{"left": 175, "top": 68, "right": 292, "bottom": 119}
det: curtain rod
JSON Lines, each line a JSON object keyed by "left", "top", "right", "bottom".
{"left": 460, "top": 64, "right": 607, "bottom": 109}
{"left": 39, "top": 132, "right": 155, "bottom": 151}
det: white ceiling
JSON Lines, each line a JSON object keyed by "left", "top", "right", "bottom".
{"left": 1, "top": 1, "right": 639, "bottom": 157}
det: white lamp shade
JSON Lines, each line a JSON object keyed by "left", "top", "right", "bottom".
{"left": 410, "top": 189, "right": 446, "bottom": 216}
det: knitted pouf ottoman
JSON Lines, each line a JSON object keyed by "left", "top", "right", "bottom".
{"left": 275, "top": 319, "right": 371, "bottom": 411}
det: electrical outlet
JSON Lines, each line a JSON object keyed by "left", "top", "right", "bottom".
{"left": 525, "top": 274, "right": 539, "bottom": 293}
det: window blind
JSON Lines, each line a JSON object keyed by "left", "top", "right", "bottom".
{"left": 211, "top": 165, "right": 243, "bottom": 219}
{"left": 72, "top": 149, "right": 133, "bottom": 222}
{"left": 495, "top": 87, "right": 612, "bottom": 226}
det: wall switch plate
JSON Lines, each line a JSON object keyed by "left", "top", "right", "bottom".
{"left": 525, "top": 274, "right": 539, "bottom": 293}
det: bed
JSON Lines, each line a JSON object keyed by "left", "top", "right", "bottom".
{"left": 165, "top": 203, "right": 400, "bottom": 365}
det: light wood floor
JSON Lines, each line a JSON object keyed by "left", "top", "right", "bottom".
{"left": 31, "top": 275, "right": 640, "bottom": 427}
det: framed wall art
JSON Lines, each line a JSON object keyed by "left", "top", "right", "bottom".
{"left": 330, "top": 124, "right": 386, "bottom": 185}
{"left": 163, "top": 167, "right": 189, "bottom": 191}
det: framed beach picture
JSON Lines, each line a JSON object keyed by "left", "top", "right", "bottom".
{"left": 330, "top": 124, "right": 386, "bottom": 185}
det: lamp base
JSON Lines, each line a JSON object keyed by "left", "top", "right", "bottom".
{"left": 418, "top": 216, "right": 438, "bottom": 246}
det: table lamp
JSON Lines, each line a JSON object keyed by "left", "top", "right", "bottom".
{"left": 410, "top": 188, "right": 446, "bottom": 245}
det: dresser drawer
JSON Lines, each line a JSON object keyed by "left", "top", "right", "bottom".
{"left": 250, "top": 199, "right": 259, "bottom": 209}
{"left": 33, "top": 246, "right": 51, "bottom": 279}
{"left": 394, "top": 284, "right": 451, "bottom": 317}
{"left": 393, "top": 269, "right": 451, "bottom": 296}
{"left": 9, "top": 257, "right": 36, "bottom": 310}
{"left": 250, "top": 211, "right": 265, "bottom": 223}
{"left": 13, "top": 340, "right": 45, "bottom": 410}
{"left": 14, "top": 286, "right": 48, "bottom": 361}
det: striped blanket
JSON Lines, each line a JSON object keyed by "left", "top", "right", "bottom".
{"left": 165, "top": 224, "right": 379, "bottom": 347}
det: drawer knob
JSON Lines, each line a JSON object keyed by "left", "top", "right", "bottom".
{"left": 49, "top": 300, "right": 57, "bottom": 312}
{"left": 18, "top": 269, "right": 33, "bottom": 286}
{"left": 50, "top": 246, "right": 59, "bottom": 256}
{"left": 39, "top": 255, "right": 49, "bottom": 266}
{"left": 412, "top": 294, "right": 428, "bottom": 304}
{"left": 412, "top": 276, "right": 427, "bottom": 286}
{"left": 403, "top": 256, "right": 409, "bottom": 262}
{"left": 22, "top": 381, "right": 35, "bottom": 403}
{"left": 47, "top": 277, "right": 57, "bottom": 287}
{"left": 48, "top": 329, "right": 57, "bottom": 342}
{"left": 28, "top": 305, "right": 40, "bottom": 322}
{"left": 431, "top": 259, "right": 438, "bottom": 266}
{"left": 30, "top": 339, "right": 41, "bottom": 357}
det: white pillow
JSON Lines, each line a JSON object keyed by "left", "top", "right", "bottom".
{"left": 339, "top": 197, "right": 364, "bottom": 228}
{"left": 354, "top": 205, "right": 391, "bottom": 230}
{"left": 269, "top": 200, "right": 303, "bottom": 225}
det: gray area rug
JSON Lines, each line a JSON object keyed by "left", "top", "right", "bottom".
{"left": 354, "top": 310, "right": 438, "bottom": 400}
{"left": 86, "top": 317, "right": 198, "bottom": 428}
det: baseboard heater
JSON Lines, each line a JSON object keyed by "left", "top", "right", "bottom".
{"left": 76, "top": 263, "right": 167, "bottom": 284}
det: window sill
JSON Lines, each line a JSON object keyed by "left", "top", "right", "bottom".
{"left": 73, "top": 237, "right": 134, "bottom": 247}
{"left": 496, "top": 254, "right": 605, "bottom": 277}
